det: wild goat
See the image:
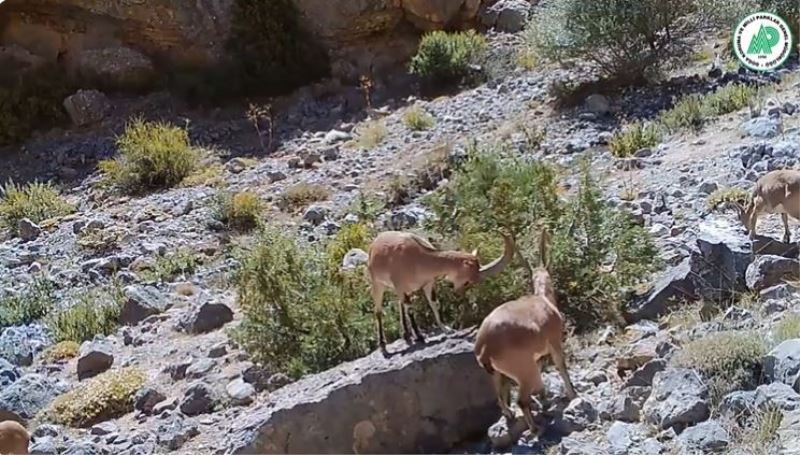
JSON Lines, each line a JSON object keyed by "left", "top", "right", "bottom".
{"left": 367, "top": 230, "right": 515, "bottom": 350}
{"left": 0, "top": 420, "right": 31, "bottom": 455}
{"left": 732, "top": 169, "right": 800, "bottom": 243}
{"left": 473, "top": 230, "right": 577, "bottom": 436}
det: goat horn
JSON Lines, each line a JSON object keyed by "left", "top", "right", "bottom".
{"left": 478, "top": 231, "right": 516, "bottom": 281}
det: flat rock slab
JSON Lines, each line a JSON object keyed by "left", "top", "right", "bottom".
{"left": 225, "top": 331, "right": 497, "bottom": 454}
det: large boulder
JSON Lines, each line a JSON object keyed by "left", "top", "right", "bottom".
{"left": 764, "top": 340, "right": 800, "bottom": 392}
{"left": 77, "top": 339, "right": 115, "bottom": 380}
{"left": 120, "top": 286, "right": 170, "bottom": 325}
{"left": 678, "top": 420, "right": 730, "bottom": 453}
{"left": 178, "top": 301, "right": 234, "bottom": 334}
{"left": 0, "top": 374, "right": 65, "bottom": 424}
{"left": 625, "top": 258, "right": 694, "bottom": 322}
{"left": 63, "top": 89, "right": 111, "bottom": 127}
{"left": 746, "top": 255, "right": 800, "bottom": 291}
{"left": 76, "top": 47, "right": 156, "bottom": 91}
{"left": 479, "top": 0, "right": 530, "bottom": 33}
{"left": 226, "top": 333, "right": 497, "bottom": 454}
{"left": 690, "top": 219, "right": 753, "bottom": 302}
{"left": 642, "top": 368, "right": 710, "bottom": 431}
{"left": 719, "top": 383, "right": 800, "bottom": 419}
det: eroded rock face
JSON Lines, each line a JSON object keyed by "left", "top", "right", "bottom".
{"left": 226, "top": 333, "right": 497, "bottom": 454}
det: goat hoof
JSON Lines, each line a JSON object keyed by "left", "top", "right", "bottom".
{"left": 415, "top": 336, "right": 426, "bottom": 344}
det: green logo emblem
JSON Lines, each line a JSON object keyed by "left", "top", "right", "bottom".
{"left": 733, "top": 12, "right": 793, "bottom": 71}
{"left": 747, "top": 24, "right": 781, "bottom": 55}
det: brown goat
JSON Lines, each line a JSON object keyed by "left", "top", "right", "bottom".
{"left": 733, "top": 169, "right": 800, "bottom": 243}
{"left": 367, "top": 230, "right": 515, "bottom": 350}
{"left": 0, "top": 420, "right": 31, "bottom": 455}
{"left": 473, "top": 230, "right": 577, "bottom": 436}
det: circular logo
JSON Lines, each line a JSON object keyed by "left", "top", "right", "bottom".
{"left": 733, "top": 12, "right": 793, "bottom": 72}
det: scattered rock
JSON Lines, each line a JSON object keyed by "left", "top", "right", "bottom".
{"left": 303, "top": 205, "right": 329, "bottom": 226}
{"left": 678, "top": 420, "right": 730, "bottom": 453}
{"left": 185, "top": 358, "right": 216, "bottom": 379}
{"left": 180, "top": 382, "right": 217, "bottom": 416}
{"left": 180, "top": 302, "right": 234, "bottom": 334}
{"left": 623, "top": 359, "right": 667, "bottom": 388}
{"left": 156, "top": 416, "right": 199, "bottom": 451}
{"left": 764, "top": 339, "right": 800, "bottom": 392}
{"left": 0, "top": 358, "right": 20, "bottom": 387}
{"left": 77, "top": 339, "right": 115, "bottom": 380}
{"left": 557, "top": 398, "right": 598, "bottom": 433}
{"left": 625, "top": 257, "right": 694, "bottom": 322}
{"left": 642, "top": 368, "right": 710, "bottom": 431}
{"left": 746, "top": 255, "right": 800, "bottom": 291}
{"left": 120, "top": 286, "right": 169, "bottom": 325}
{"left": 479, "top": 0, "right": 530, "bottom": 33}
{"left": 227, "top": 378, "right": 256, "bottom": 406}
{"left": 63, "top": 89, "right": 111, "bottom": 127}
{"left": 741, "top": 117, "right": 781, "bottom": 138}
{"left": 134, "top": 387, "right": 166, "bottom": 415}
{"left": 0, "top": 374, "right": 63, "bottom": 423}
{"left": 17, "top": 218, "right": 42, "bottom": 242}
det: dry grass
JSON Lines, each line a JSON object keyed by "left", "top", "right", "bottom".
{"left": 355, "top": 120, "right": 388, "bottom": 149}
{"left": 279, "top": 183, "right": 330, "bottom": 211}
{"left": 403, "top": 105, "right": 435, "bottom": 131}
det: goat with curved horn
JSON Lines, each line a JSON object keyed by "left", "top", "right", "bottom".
{"left": 367, "top": 230, "right": 515, "bottom": 352}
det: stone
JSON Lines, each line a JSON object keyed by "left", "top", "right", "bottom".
{"left": 402, "top": 0, "right": 480, "bottom": 30}
{"left": 226, "top": 333, "right": 498, "bottom": 454}
{"left": 267, "top": 170, "right": 287, "bottom": 183}
{"left": 678, "top": 420, "right": 730, "bottom": 453}
{"left": 156, "top": 416, "right": 199, "bottom": 451}
{"left": 90, "top": 421, "right": 118, "bottom": 436}
{"left": 761, "top": 284, "right": 798, "bottom": 301}
{"left": 180, "top": 382, "right": 217, "bottom": 416}
{"left": 77, "top": 339, "right": 115, "bottom": 380}
{"left": 585, "top": 94, "right": 611, "bottom": 116}
{"left": 62, "top": 442, "right": 105, "bottom": 455}
{"left": 120, "top": 286, "right": 169, "bottom": 325}
{"left": 180, "top": 302, "right": 233, "bottom": 334}
{"left": 208, "top": 343, "right": 227, "bottom": 358}
{"left": 241, "top": 363, "right": 271, "bottom": 392}
{"left": 764, "top": 339, "right": 800, "bottom": 392}
{"left": 0, "top": 358, "right": 20, "bottom": 388}
{"left": 63, "top": 90, "right": 111, "bottom": 127}
{"left": 29, "top": 435, "right": 59, "bottom": 455}
{"left": 779, "top": 410, "right": 800, "bottom": 453}
{"left": 185, "top": 358, "right": 216, "bottom": 379}
{"left": 267, "top": 373, "right": 292, "bottom": 391}
{"left": 690, "top": 219, "right": 753, "bottom": 302}
{"left": 606, "top": 422, "right": 649, "bottom": 455}
{"left": 719, "top": 383, "right": 800, "bottom": 419}
{"left": 303, "top": 205, "right": 329, "bottom": 226}
{"left": 0, "top": 374, "right": 63, "bottom": 424}
{"left": 741, "top": 117, "right": 781, "bottom": 138}
{"left": 225, "top": 158, "right": 250, "bottom": 174}
{"left": 342, "top": 248, "right": 369, "bottom": 270}
{"left": 227, "top": 378, "right": 256, "bottom": 406}
{"left": 166, "top": 357, "right": 193, "bottom": 381}
{"left": 479, "top": 0, "right": 530, "bottom": 33}
{"left": 624, "top": 359, "right": 667, "bottom": 388}
{"left": 559, "top": 434, "right": 606, "bottom": 454}
{"left": 324, "top": 130, "right": 351, "bottom": 144}
{"left": 625, "top": 257, "right": 695, "bottom": 322}
{"left": 77, "top": 47, "right": 156, "bottom": 91}
{"left": 487, "top": 414, "right": 527, "bottom": 449}
{"left": 642, "top": 368, "right": 710, "bottom": 431}
{"left": 746, "top": 255, "right": 800, "bottom": 291}
{"left": 0, "top": 325, "right": 48, "bottom": 367}
{"left": 17, "top": 218, "right": 42, "bottom": 242}
{"left": 134, "top": 387, "right": 166, "bottom": 415}
{"left": 697, "top": 181, "right": 718, "bottom": 194}
{"left": 558, "top": 398, "right": 598, "bottom": 433}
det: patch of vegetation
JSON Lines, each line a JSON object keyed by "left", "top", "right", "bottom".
{"left": 0, "top": 278, "right": 55, "bottom": 328}
{"left": 707, "top": 186, "right": 750, "bottom": 211}
{"left": 0, "top": 181, "right": 74, "bottom": 236}
{"left": 658, "top": 94, "right": 706, "bottom": 132}
{"left": 98, "top": 118, "right": 200, "bottom": 193}
{"left": 279, "top": 183, "right": 330, "bottom": 211}
{"left": 355, "top": 120, "right": 388, "bottom": 150}
{"left": 0, "top": 64, "right": 73, "bottom": 146}
{"left": 728, "top": 403, "right": 783, "bottom": 455}
{"left": 672, "top": 330, "right": 766, "bottom": 407}
{"left": 409, "top": 30, "right": 487, "bottom": 86}
{"left": 180, "top": 162, "right": 225, "bottom": 188}
{"left": 45, "top": 367, "right": 146, "bottom": 428}
{"left": 423, "top": 145, "right": 660, "bottom": 330}
{"left": 46, "top": 286, "right": 123, "bottom": 343}
{"left": 212, "top": 190, "right": 263, "bottom": 231}
{"left": 659, "top": 83, "right": 763, "bottom": 133}
{"left": 143, "top": 249, "right": 202, "bottom": 283}
{"left": 403, "top": 105, "right": 436, "bottom": 131}
{"left": 609, "top": 122, "right": 662, "bottom": 158}
{"left": 40, "top": 341, "right": 80, "bottom": 363}
{"left": 773, "top": 314, "right": 800, "bottom": 344}
{"left": 76, "top": 227, "right": 122, "bottom": 257}
{"left": 234, "top": 224, "right": 395, "bottom": 377}
{"left": 529, "top": 0, "right": 739, "bottom": 82}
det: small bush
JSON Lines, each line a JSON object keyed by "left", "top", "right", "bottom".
{"left": 529, "top": 0, "right": 733, "bottom": 81}
{"left": 212, "top": 190, "right": 263, "bottom": 231}
{"left": 355, "top": 120, "right": 388, "bottom": 150}
{"left": 672, "top": 330, "right": 766, "bottom": 406}
{"left": 609, "top": 122, "right": 663, "bottom": 158}
{"left": 774, "top": 314, "right": 800, "bottom": 344}
{"left": 40, "top": 341, "right": 80, "bottom": 363}
{"left": 279, "top": 184, "right": 330, "bottom": 211}
{"left": 659, "top": 84, "right": 764, "bottom": 133}
{"left": 659, "top": 94, "right": 707, "bottom": 132}
{"left": 0, "top": 278, "right": 55, "bottom": 328}
{"left": 45, "top": 367, "right": 146, "bottom": 427}
{"left": 234, "top": 226, "right": 392, "bottom": 377}
{"left": 423, "top": 146, "right": 660, "bottom": 330}
{"left": 46, "top": 287, "right": 123, "bottom": 343}
{"left": 0, "top": 181, "right": 74, "bottom": 235}
{"left": 180, "top": 162, "right": 225, "bottom": 188}
{"left": 403, "top": 106, "right": 436, "bottom": 131}
{"left": 99, "top": 118, "right": 200, "bottom": 193}
{"left": 707, "top": 186, "right": 750, "bottom": 211}
{"left": 409, "top": 30, "right": 487, "bottom": 85}
{"left": 704, "top": 83, "right": 760, "bottom": 116}
{"left": 144, "top": 249, "right": 202, "bottom": 283}
{"left": 76, "top": 228, "right": 122, "bottom": 257}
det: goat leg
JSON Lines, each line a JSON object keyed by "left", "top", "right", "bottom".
{"left": 782, "top": 213, "right": 791, "bottom": 243}
{"left": 399, "top": 296, "right": 413, "bottom": 344}
{"left": 407, "top": 307, "right": 426, "bottom": 344}
{"left": 423, "top": 282, "right": 452, "bottom": 333}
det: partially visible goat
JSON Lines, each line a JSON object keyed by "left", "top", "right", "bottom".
{"left": 0, "top": 420, "right": 31, "bottom": 455}
{"left": 367, "top": 230, "right": 515, "bottom": 350}
{"left": 473, "top": 230, "right": 577, "bottom": 436}
{"left": 732, "top": 169, "right": 800, "bottom": 243}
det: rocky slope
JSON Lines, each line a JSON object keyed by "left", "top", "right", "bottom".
{"left": 1, "top": 3, "right": 800, "bottom": 455}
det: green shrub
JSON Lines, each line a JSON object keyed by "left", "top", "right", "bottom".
{"left": 409, "top": 30, "right": 487, "bottom": 85}
{"left": 45, "top": 367, "right": 146, "bottom": 427}
{"left": 659, "top": 93, "right": 706, "bottom": 132}
{"left": 0, "top": 278, "right": 55, "bottom": 328}
{"left": 355, "top": 120, "right": 388, "bottom": 149}
{"left": 279, "top": 184, "right": 330, "bottom": 211}
{"left": 529, "top": 1, "right": 742, "bottom": 82}
{"left": 212, "top": 190, "right": 263, "bottom": 231}
{"left": 403, "top": 106, "right": 436, "bottom": 131}
{"left": 0, "top": 181, "right": 74, "bottom": 235}
{"left": 144, "top": 249, "right": 202, "bottom": 283}
{"left": 707, "top": 186, "right": 750, "bottom": 211}
{"left": 774, "top": 314, "right": 800, "bottom": 344}
{"left": 46, "top": 287, "right": 123, "bottom": 343}
{"left": 704, "top": 83, "right": 760, "bottom": 116}
{"left": 76, "top": 227, "right": 123, "bottom": 257}
{"left": 423, "top": 146, "right": 660, "bottom": 330}
{"left": 659, "top": 83, "right": 764, "bottom": 133}
{"left": 234, "top": 225, "right": 396, "bottom": 377}
{"left": 99, "top": 118, "right": 200, "bottom": 193}
{"left": 672, "top": 330, "right": 766, "bottom": 406}
{"left": 609, "top": 122, "right": 662, "bottom": 158}
{"left": 40, "top": 341, "right": 80, "bottom": 363}
{"left": 0, "top": 64, "right": 72, "bottom": 146}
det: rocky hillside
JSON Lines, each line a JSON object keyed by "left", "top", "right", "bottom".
{"left": 1, "top": 1, "right": 800, "bottom": 454}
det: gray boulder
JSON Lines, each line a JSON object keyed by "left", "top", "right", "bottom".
{"left": 0, "top": 325, "right": 48, "bottom": 367}
{"left": 63, "top": 90, "right": 111, "bottom": 127}
{"left": 303, "top": 205, "right": 329, "bottom": 226}
{"left": 479, "top": 0, "right": 530, "bottom": 33}
{"left": 156, "top": 416, "right": 199, "bottom": 451}
{"left": 678, "top": 420, "right": 730, "bottom": 453}
{"left": 226, "top": 333, "right": 498, "bottom": 454}
{"left": 606, "top": 422, "right": 650, "bottom": 455}
{"left": 179, "top": 302, "right": 233, "bottom": 334}
{"left": 77, "top": 339, "right": 115, "bottom": 380}
{"left": 77, "top": 47, "right": 156, "bottom": 91}
{"left": 625, "top": 257, "right": 694, "bottom": 322}
{"left": 17, "top": 218, "right": 41, "bottom": 242}
{"left": 720, "top": 382, "right": 800, "bottom": 419}
{"left": 0, "top": 374, "right": 64, "bottom": 423}
{"left": 180, "top": 382, "right": 217, "bottom": 416}
{"left": 746, "top": 255, "right": 800, "bottom": 291}
{"left": 557, "top": 398, "right": 598, "bottom": 433}
{"left": 227, "top": 378, "right": 256, "bottom": 406}
{"left": 764, "top": 339, "right": 800, "bottom": 391}
{"left": 642, "top": 368, "right": 710, "bottom": 431}
{"left": 342, "top": 248, "right": 369, "bottom": 270}
{"left": 624, "top": 359, "right": 667, "bottom": 388}
{"left": 585, "top": 94, "right": 612, "bottom": 116}
{"left": 690, "top": 219, "right": 753, "bottom": 302}
{"left": 134, "top": 387, "right": 166, "bottom": 415}
{"left": 741, "top": 117, "right": 781, "bottom": 138}
{"left": 0, "top": 358, "right": 20, "bottom": 387}
{"left": 120, "top": 286, "right": 169, "bottom": 325}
